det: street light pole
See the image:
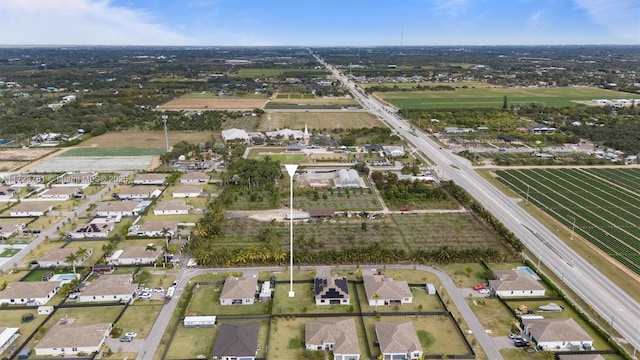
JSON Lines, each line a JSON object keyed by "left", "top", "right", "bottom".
{"left": 525, "top": 184, "right": 530, "bottom": 205}
{"left": 568, "top": 215, "right": 576, "bottom": 240}
{"left": 162, "top": 115, "right": 170, "bottom": 152}
{"left": 285, "top": 164, "right": 298, "bottom": 298}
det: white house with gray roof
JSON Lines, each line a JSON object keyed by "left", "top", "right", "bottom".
{"left": 363, "top": 275, "right": 412, "bottom": 306}
{"left": 0, "top": 281, "right": 61, "bottom": 305}
{"left": 489, "top": 269, "right": 545, "bottom": 297}
{"left": 375, "top": 321, "right": 423, "bottom": 360}
{"left": 78, "top": 274, "right": 137, "bottom": 303}
{"left": 220, "top": 276, "right": 257, "bottom": 305}
{"left": 35, "top": 322, "right": 111, "bottom": 356}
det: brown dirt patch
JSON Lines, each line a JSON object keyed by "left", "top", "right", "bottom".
{"left": 79, "top": 131, "right": 215, "bottom": 148}
{"left": 0, "top": 148, "right": 57, "bottom": 161}
{"left": 0, "top": 161, "right": 28, "bottom": 171}
{"left": 158, "top": 98, "right": 267, "bottom": 110}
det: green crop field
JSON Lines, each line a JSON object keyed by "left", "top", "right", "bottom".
{"left": 378, "top": 86, "right": 640, "bottom": 109}
{"left": 60, "top": 148, "right": 166, "bottom": 157}
{"left": 495, "top": 168, "right": 640, "bottom": 275}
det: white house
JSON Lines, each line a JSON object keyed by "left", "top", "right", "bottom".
{"left": 314, "top": 277, "right": 350, "bottom": 305}
{"left": 37, "top": 247, "right": 93, "bottom": 268}
{"left": 337, "top": 169, "right": 360, "bottom": 188}
{"left": 116, "top": 186, "right": 162, "bottom": 200}
{"left": 78, "top": 274, "right": 137, "bottom": 303}
{"left": 153, "top": 200, "right": 190, "bottom": 215}
{"left": 35, "top": 322, "right": 111, "bottom": 357}
{"left": 128, "top": 221, "right": 178, "bottom": 237}
{"left": 172, "top": 185, "right": 202, "bottom": 198}
{"left": 363, "top": 275, "right": 412, "bottom": 306}
{"left": 0, "top": 281, "right": 61, "bottom": 306}
{"left": 180, "top": 172, "right": 210, "bottom": 184}
{"left": 489, "top": 269, "right": 546, "bottom": 297}
{"left": 0, "top": 186, "right": 18, "bottom": 200}
{"left": 221, "top": 128, "right": 251, "bottom": 143}
{"left": 305, "top": 318, "right": 360, "bottom": 360}
{"left": 38, "top": 187, "right": 80, "bottom": 200}
{"left": 0, "top": 327, "right": 20, "bottom": 354}
{"left": 523, "top": 318, "right": 593, "bottom": 351}
{"left": 109, "top": 246, "right": 163, "bottom": 266}
{"left": 375, "top": 321, "right": 423, "bottom": 360}
{"left": 383, "top": 145, "right": 405, "bottom": 157}
{"left": 95, "top": 201, "right": 142, "bottom": 217}
{"left": 133, "top": 173, "right": 167, "bottom": 185}
{"left": 68, "top": 217, "right": 116, "bottom": 239}
{"left": 219, "top": 276, "right": 257, "bottom": 305}
{"left": 9, "top": 202, "right": 52, "bottom": 217}
{"left": 0, "top": 221, "right": 26, "bottom": 239}
{"left": 266, "top": 128, "right": 304, "bottom": 140}
{"left": 183, "top": 316, "right": 216, "bottom": 327}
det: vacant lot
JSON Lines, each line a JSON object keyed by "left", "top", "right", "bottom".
{"left": 378, "top": 86, "right": 640, "bottom": 109}
{"left": 0, "top": 148, "right": 57, "bottom": 161}
{"left": 79, "top": 131, "right": 215, "bottom": 149}
{"left": 260, "top": 111, "right": 381, "bottom": 131}
{"left": 159, "top": 94, "right": 268, "bottom": 110}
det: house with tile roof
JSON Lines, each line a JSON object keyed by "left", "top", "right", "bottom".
{"left": 489, "top": 269, "right": 546, "bottom": 297}
{"left": 109, "top": 246, "right": 162, "bottom": 266}
{"left": 35, "top": 322, "right": 111, "bottom": 356}
{"left": 78, "top": 274, "right": 137, "bottom": 303}
{"left": 133, "top": 173, "right": 167, "bottom": 185}
{"left": 363, "top": 275, "right": 412, "bottom": 306}
{"left": 375, "top": 321, "right": 423, "bottom": 360}
{"left": 9, "top": 202, "right": 52, "bottom": 217}
{"left": 305, "top": 318, "right": 361, "bottom": 360}
{"left": 220, "top": 276, "right": 257, "bottom": 305}
{"left": 522, "top": 318, "right": 593, "bottom": 351}
{"left": 95, "top": 201, "right": 143, "bottom": 217}
{"left": 180, "top": 172, "right": 210, "bottom": 184}
{"left": 212, "top": 323, "right": 260, "bottom": 360}
{"left": 38, "top": 247, "right": 93, "bottom": 268}
{"left": 0, "top": 281, "right": 61, "bottom": 305}
{"left": 153, "top": 200, "right": 191, "bottom": 215}
{"left": 314, "top": 276, "right": 350, "bottom": 305}
{"left": 172, "top": 185, "right": 203, "bottom": 198}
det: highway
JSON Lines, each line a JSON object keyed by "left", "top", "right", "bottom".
{"left": 314, "top": 53, "right": 640, "bottom": 354}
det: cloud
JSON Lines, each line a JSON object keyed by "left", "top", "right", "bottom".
{"left": 0, "top": 0, "right": 194, "bottom": 45}
{"left": 572, "top": 0, "right": 640, "bottom": 43}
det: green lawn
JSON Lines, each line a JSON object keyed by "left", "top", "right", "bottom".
{"left": 379, "top": 86, "right": 640, "bottom": 109}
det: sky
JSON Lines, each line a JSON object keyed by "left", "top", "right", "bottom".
{"left": 0, "top": 0, "right": 638, "bottom": 46}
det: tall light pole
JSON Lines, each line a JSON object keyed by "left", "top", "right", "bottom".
{"left": 525, "top": 184, "right": 530, "bottom": 205}
{"left": 285, "top": 164, "right": 298, "bottom": 297}
{"left": 162, "top": 114, "right": 169, "bottom": 152}
{"left": 568, "top": 215, "right": 576, "bottom": 240}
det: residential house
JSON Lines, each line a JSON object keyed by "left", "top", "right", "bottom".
{"left": 95, "top": 201, "right": 143, "bottom": 217}
{"left": 526, "top": 124, "right": 556, "bottom": 134}
{"left": 128, "top": 221, "right": 178, "bottom": 237}
{"left": 0, "top": 327, "right": 20, "bottom": 354}
{"left": 38, "top": 187, "right": 80, "bottom": 200}
{"left": 383, "top": 145, "right": 405, "bottom": 157}
{"left": 0, "top": 281, "right": 61, "bottom": 305}
{"left": 337, "top": 169, "right": 360, "bottom": 188}
{"left": 0, "top": 221, "right": 26, "bottom": 239}
{"left": 363, "top": 275, "right": 413, "bottom": 306}
{"left": 133, "top": 173, "right": 167, "bottom": 185}
{"left": 220, "top": 276, "right": 257, "bottom": 305}
{"left": 488, "top": 269, "right": 546, "bottom": 297}
{"left": 78, "top": 274, "right": 137, "bottom": 303}
{"left": 305, "top": 318, "right": 360, "bottom": 360}
{"left": 172, "top": 185, "right": 202, "bottom": 198}
{"left": 0, "top": 185, "right": 18, "bottom": 199}
{"left": 68, "top": 217, "right": 116, "bottom": 239}
{"left": 153, "top": 200, "right": 190, "bottom": 215}
{"left": 314, "top": 276, "right": 350, "bottom": 305}
{"left": 375, "top": 321, "right": 423, "bottom": 360}
{"left": 523, "top": 318, "right": 593, "bottom": 351}
{"left": 38, "top": 247, "right": 93, "bottom": 268}
{"left": 109, "top": 246, "right": 162, "bottom": 266}
{"left": 116, "top": 186, "right": 162, "bottom": 200}
{"left": 266, "top": 128, "right": 304, "bottom": 140}
{"left": 35, "top": 322, "right": 111, "bottom": 356}
{"left": 180, "top": 172, "right": 210, "bottom": 184}
{"left": 9, "top": 202, "right": 52, "bottom": 217}
{"left": 212, "top": 323, "right": 260, "bottom": 360}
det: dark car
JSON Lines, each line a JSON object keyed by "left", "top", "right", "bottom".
{"left": 514, "top": 339, "right": 529, "bottom": 347}
{"left": 120, "top": 336, "right": 133, "bottom": 342}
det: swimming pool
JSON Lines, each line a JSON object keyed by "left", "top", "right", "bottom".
{"left": 516, "top": 266, "right": 541, "bottom": 280}
{"left": 49, "top": 273, "right": 80, "bottom": 284}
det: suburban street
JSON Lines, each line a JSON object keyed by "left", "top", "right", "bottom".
{"left": 315, "top": 53, "right": 640, "bottom": 353}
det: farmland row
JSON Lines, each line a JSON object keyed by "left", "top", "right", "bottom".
{"left": 496, "top": 170, "right": 640, "bottom": 275}
{"left": 584, "top": 168, "right": 640, "bottom": 195}
{"left": 507, "top": 169, "right": 640, "bottom": 252}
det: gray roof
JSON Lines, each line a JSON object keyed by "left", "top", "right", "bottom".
{"left": 305, "top": 318, "right": 360, "bottom": 355}
{"left": 212, "top": 323, "right": 260, "bottom": 357}
{"left": 118, "top": 246, "right": 162, "bottom": 260}
{"left": 375, "top": 321, "right": 422, "bottom": 355}
{"left": 36, "top": 323, "right": 111, "bottom": 350}
{"left": 9, "top": 202, "right": 53, "bottom": 213}
{"left": 82, "top": 274, "right": 136, "bottom": 296}
{"left": 363, "top": 275, "right": 412, "bottom": 301}
{"left": 489, "top": 270, "right": 545, "bottom": 292}
{"left": 154, "top": 200, "right": 190, "bottom": 212}
{"left": 0, "top": 281, "right": 61, "bottom": 299}
{"left": 134, "top": 173, "right": 167, "bottom": 181}
{"left": 523, "top": 318, "right": 592, "bottom": 343}
{"left": 97, "top": 201, "right": 139, "bottom": 212}
{"left": 220, "top": 276, "right": 258, "bottom": 300}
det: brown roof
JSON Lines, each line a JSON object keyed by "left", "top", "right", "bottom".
{"left": 119, "top": 246, "right": 162, "bottom": 260}
{"left": 172, "top": 185, "right": 203, "bottom": 194}
{"left": 489, "top": 270, "right": 545, "bottom": 292}
{"left": 363, "top": 275, "right": 412, "bottom": 301}
{"left": 97, "top": 201, "right": 139, "bottom": 212}
{"left": 305, "top": 318, "right": 360, "bottom": 355}
{"left": 0, "top": 281, "right": 61, "bottom": 299}
{"left": 181, "top": 172, "right": 210, "bottom": 182}
{"left": 134, "top": 173, "right": 168, "bottom": 181}
{"left": 40, "top": 187, "right": 78, "bottom": 196}
{"left": 154, "top": 200, "right": 191, "bottom": 212}
{"left": 82, "top": 274, "right": 137, "bottom": 296}
{"left": 9, "top": 202, "right": 52, "bottom": 213}
{"left": 220, "top": 277, "right": 257, "bottom": 300}
{"left": 117, "top": 185, "right": 156, "bottom": 196}
{"left": 36, "top": 323, "right": 111, "bottom": 350}
{"left": 523, "top": 318, "right": 592, "bottom": 343}
{"left": 137, "top": 221, "right": 178, "bottom": 233}
{"left": 39, "top": 248, "right": 92, "bottom": 262}
{"left": 375, "top": 321, "right": 422, "bottom": 355}
{"left": 309, "top": 208, "right": 335, "bottom": 217}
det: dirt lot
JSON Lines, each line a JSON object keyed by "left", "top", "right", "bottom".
{"left": 261, "top": 112, "right": 382, "bottom": 131}
{"left": 158, "top": 98, "right": 268, "bottom": 110}
{"left": 0, "top": 148, "right": 57, "bottom": 161}
{"left": 79, "top": 131, "right": 215, "bottom": 148}
{"left": 0, "top": 161, "right": 28, "bottom": 171}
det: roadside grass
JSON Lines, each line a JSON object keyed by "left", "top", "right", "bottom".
{"left": 118, "top": 302, "right": 164, "bottom": 337}
{"left": 134, "top": 269, "right": 175, "bottom": 289}
{"left": 441, "top": 263, "right": 491, "bottom": 288}
{"left": 259, "top": 269, "right": 316, "bottom": 282}
{"left": 187, "top": 284, "right": 270, "bottom": 316}
{"left": 101, "top": 352, "right": 138, "bottom": 360}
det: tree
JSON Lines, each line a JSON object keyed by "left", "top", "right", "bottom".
{"left": 373, "top": 292, "right": 381, "bottom": 312}
{"left": 464, "top": 266, "right": 473, "bottom": 277}
{"left": 503, "top": 95, "right": 508, "bottom": 109}
{"left": 75, "top": 247, "right": 89, "bottom": 262}
{"left": 66, "top": 253, "right": 78, "bottom": 274}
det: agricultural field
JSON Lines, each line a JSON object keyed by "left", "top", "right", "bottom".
{"left": 159, "top": 93, "right": 268, "bottom": 110}
{"left": 60, "top": 148, "right": 166, "bottom": 157}
{"left": 377, "top": 86, "right": 640, "bottom": 109}
{"left": 265, "top": 96, "right": 358, "bottom": 109}
{"left": 79, "top": 131, "right": 215, "bottom": 148}
{"left": 260, "top": 111, "right": 382, "bottom": 131}
{"left": 495, "top": 168, "right": 640, "bottom": 275}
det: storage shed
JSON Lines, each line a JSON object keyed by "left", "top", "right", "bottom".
{"left": 183, "top": 316, "right": 217, "bottom": 327}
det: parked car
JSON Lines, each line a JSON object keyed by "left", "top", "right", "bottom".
{"left": 479, "top": 288, "right": 490, "bottom": 294}
{"left": 139, "top": 293, "right": 152, "bottom": 299}
{"left": 124, "top": 332, "right": 137, "bottom": 338}
{"left": 120, "top": 336, "right": 133, "bottom": 342}
{"left": 508, "top": 333, "right": 521, "bottom": 339}
{"left": 473, "top": 284, "right": 486, "bottom": 290}
{"left": 514, "top": 339, "right": 529, "bottom": 347}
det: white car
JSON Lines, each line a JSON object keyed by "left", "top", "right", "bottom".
{"left": 139, "top": 293, "right": 152, "bottom": 299}
{"left": 479, "top": 289, "right": 490, "bottom": 294}
{"left": 124, "top": 332, "right": 137, "bottom": 338}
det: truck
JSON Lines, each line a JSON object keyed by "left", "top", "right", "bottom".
{"left": 165, "top": 286, "right": 175, "bottom": 300}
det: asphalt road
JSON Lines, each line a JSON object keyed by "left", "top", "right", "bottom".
{"left": 315, "top": 54, "right": 640, "bottom": 353}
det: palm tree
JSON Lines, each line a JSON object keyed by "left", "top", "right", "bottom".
{"left": 373, "top": 292, "right": 381, "bottom": 312}
{"left": 66, "top": 253, "right": 78, "bottom": 274}
{"left": 160, "top": 228, "right": 171, "bottom": 251}
{"left": 75, "top": 247, "right": 89, "bottom": 263}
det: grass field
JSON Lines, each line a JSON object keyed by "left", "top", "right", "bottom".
{"left": 378, "top": 86, "right": 640, "bottom": 109}
{"left": 260, "top": 111, "right": 382, "bottom": 131}
{"left": 230, "top": 68, "right": 283, "bottom": 78}
{"left": 159, "top": 95, "right": 267, "bottom": 110}
{"left": 78, "top": 131, "right": 215, "bottom": 149}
